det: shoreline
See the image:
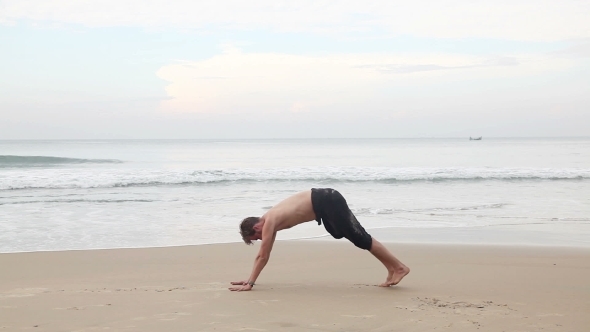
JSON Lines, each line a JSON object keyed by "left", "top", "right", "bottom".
{"left": 3, "top": 224, "right": 589, "bottom": 254}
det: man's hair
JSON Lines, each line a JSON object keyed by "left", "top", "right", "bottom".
{"left": 240, "top": 217, "right": 260, "bottom": 245}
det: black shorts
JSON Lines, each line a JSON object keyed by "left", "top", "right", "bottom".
{"left": 311, "top": 188, "right": 373, "bottom": 250}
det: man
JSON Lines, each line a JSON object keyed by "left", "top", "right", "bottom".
{"left": 229, "top": 188, "right": 410, "bottom": 291}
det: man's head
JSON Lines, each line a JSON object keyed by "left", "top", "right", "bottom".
{"left": 240, "top": 216, "right": 261, "bottom": 245}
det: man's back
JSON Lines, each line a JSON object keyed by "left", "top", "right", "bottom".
{"left": 262, "top": 190, "right": 316, "bottom": 231}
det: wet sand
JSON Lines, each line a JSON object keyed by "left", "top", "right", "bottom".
{"left": 1, "top": 241, "right": 589, "bottom": 331}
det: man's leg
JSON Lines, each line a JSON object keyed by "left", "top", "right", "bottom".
{"left": 328, "top": 190, "right": 410, "bottom": 286}
{"left": 368, "top": 238, "right": 410, "bottom": 287}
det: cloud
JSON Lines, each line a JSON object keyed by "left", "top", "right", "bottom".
{"left": 156, "top": 46, "right": 576, "bottom": 113}
{"left": 358, "top": 56, "right": 519, "bottom": 74}
{"left": 2, "top": 0, "right": 589, "bottom": 41}
{"left": 555, "top": 40, "right": 590, "bottom": 58}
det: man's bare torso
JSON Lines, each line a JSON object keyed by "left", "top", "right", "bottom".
{"left": 260, "top": 190, "right": 316, "bottom": 232}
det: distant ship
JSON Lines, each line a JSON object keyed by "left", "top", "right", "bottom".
{"left": 469, "top": 137, "right": 482, "bottom": 140}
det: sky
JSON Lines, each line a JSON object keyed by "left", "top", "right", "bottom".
{"left": 1, "top": 0, "right": 589, "bottom": 139}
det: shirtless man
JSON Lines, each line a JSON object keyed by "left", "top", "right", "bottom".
{"left": 229, "top": 188, "right": 410, "bottom": 291}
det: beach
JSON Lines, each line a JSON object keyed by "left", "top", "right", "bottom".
{"left": 1, "top": 241, "right": 589, "bottom": 332}
{"left": 1, "top": 139, "right": 589, "bottom": 331}
{"left": 3, "top": 1, "right": 590, "bottom": 330}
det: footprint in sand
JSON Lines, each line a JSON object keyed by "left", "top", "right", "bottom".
{"left": 154, "top": 312, "right": 192, "bottom": 321}
{"left": 54, "top": 304, "right": 112, "bottom": 310}
{"left": 537, "top": 313, "right": 564, "bottom": 317}
{"left": 413, "top": 297, "right": 514, "bottom": 316}
{"left": 209, "top": 313, "right": 239, "bottom": 317}
{"left": 251, "top": 299, "right": 280, "bottom": 306}
{"left": 1, "top": 288, "right": 49, "bottom": 298}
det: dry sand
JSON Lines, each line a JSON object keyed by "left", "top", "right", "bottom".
{"left": 1, "top": 241, "right": 589, "bottom": 332}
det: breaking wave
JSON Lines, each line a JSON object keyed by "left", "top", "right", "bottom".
{"left": 0, "top": 155, "right": 122, "bottom": 168}
{"left": 1, "top": 166, "right": 589, "bottom": 190}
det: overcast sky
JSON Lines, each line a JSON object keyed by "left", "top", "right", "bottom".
{"left": 1, "top": 0, "right": 589, "bottom": 139}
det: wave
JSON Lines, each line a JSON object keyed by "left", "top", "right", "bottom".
{"left": 1, "top": 166, "right": 589, "bottom": 190}
{"left": 0, "top": 199, "right": 155, "bottom": 205}
{"left": 351, "top": 203, "right": 508, "bottom": 215}
{"left": 0, "top": 155, "right": 122, "bottom": 168}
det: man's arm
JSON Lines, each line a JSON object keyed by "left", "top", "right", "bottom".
{"left": 229, "top": 219, "right": 277, "bottom": 292}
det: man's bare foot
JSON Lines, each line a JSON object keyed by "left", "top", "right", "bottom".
{"left": 379, "top": 266, "right": 410, "bottom": 287}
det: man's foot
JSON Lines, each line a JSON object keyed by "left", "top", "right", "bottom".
{"left": 379, "top": 266, "right": 410, "bottom": 287}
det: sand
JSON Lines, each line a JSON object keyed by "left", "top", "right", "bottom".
{"left": 1, "top": 241, "right": 589, "bottom": 332}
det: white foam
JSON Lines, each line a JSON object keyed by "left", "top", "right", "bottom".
{"left": 1, "top": 166, "right": 588, "bottom": 190}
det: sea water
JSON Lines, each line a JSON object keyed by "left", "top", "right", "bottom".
{"left": 1, "top": 138, "right": 589, "bottom": 253}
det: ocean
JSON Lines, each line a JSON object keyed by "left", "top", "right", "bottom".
{"left": 1, "top": 138, "right": 589, "bottom": 253}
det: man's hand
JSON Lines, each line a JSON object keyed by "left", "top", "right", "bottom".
{"left": 230, "top": 280, "right": 248, "bottom": 286}
{"left": 228, "top": 282, "right": 253, "bottom": 292}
